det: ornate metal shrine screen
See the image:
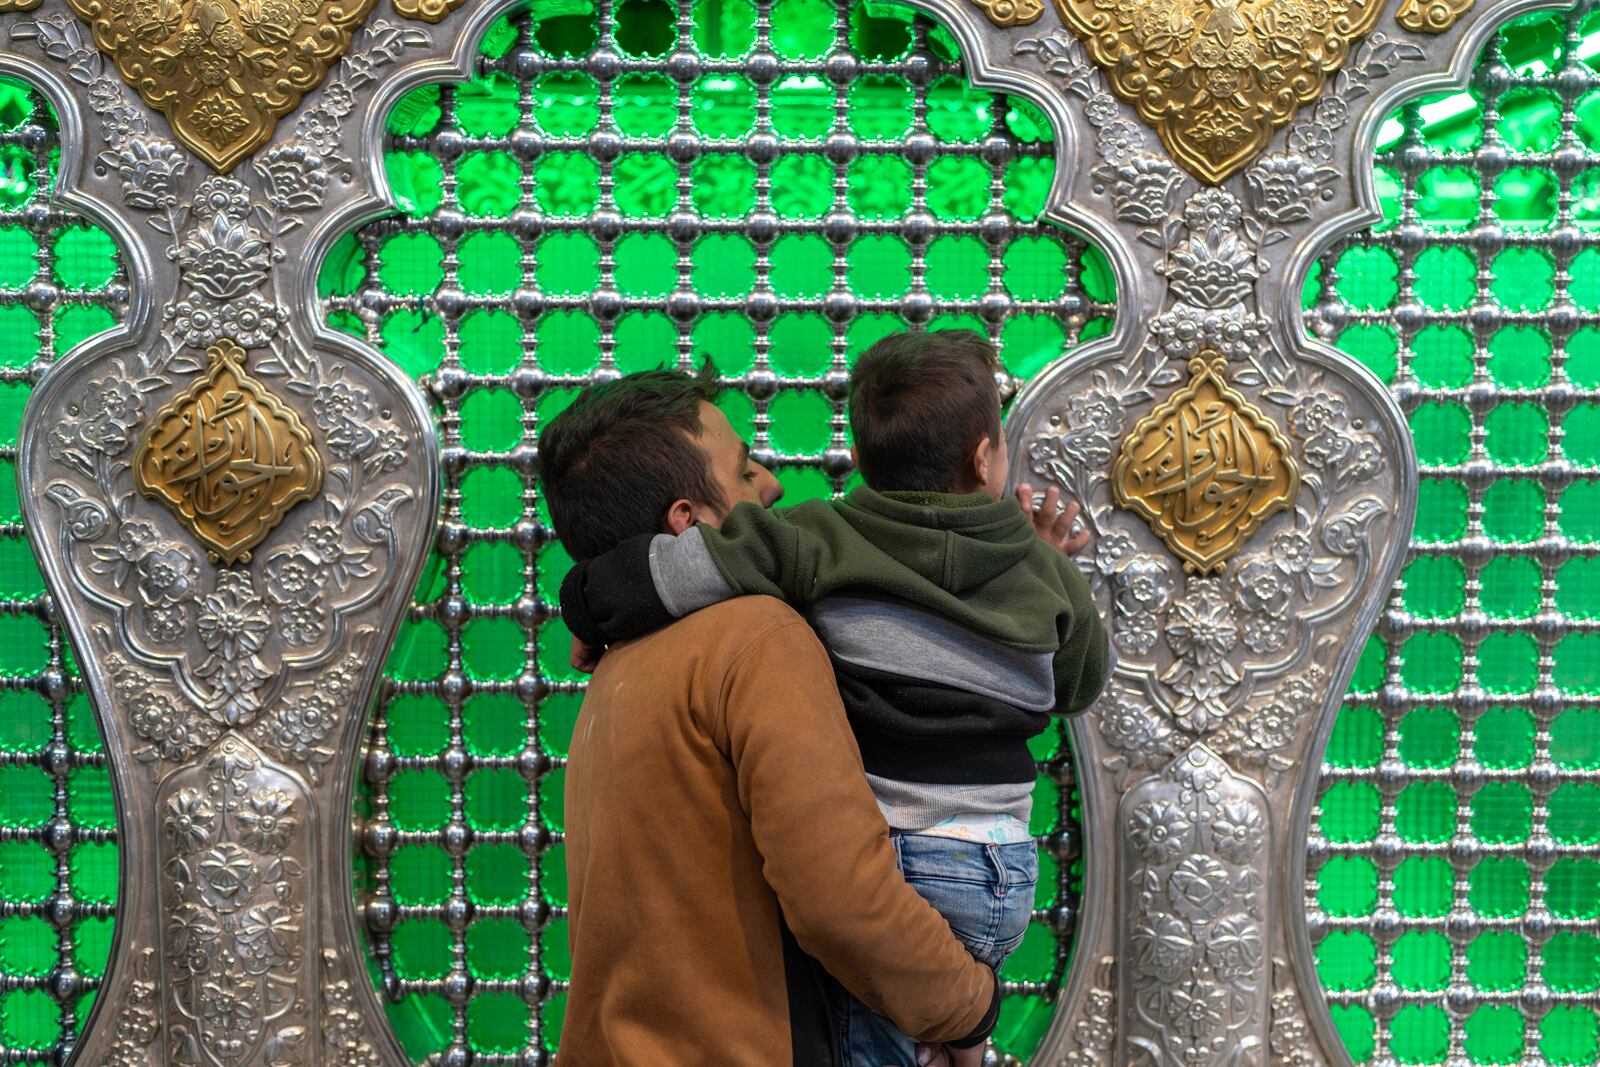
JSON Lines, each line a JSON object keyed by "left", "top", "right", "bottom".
{"left": 0, "top": 4, "right": 1596, "bottom": 1067}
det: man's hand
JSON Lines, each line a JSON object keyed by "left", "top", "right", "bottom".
{"left": 570, "top": 636, "right": 603, "bottom": 675}
{"left": 1015, "top": 482, "right": 1090, "bottom": 556}
{"left": 913, "top": 1043, "right": 987, "bottom": 1066}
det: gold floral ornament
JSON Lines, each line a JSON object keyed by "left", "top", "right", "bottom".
{"left": 63, "top": 0, "right": 377, "bottom": 171}
{"left": 1051, "top": 0, "right": 1387, "bottom": 183}
{"left": 134, "top": 338, "right": 323, "bottom": 564}
{"left": 1113, "top": 349, "right": 1298, "bottom": 574}
{"left": 969, "top": 0, "right": 1043, "bottom": 28}
{"left": 1396, "top": 0, "right": 1473, "bottom": 32}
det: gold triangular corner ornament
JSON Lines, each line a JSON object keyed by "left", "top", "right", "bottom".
{"left": 1050, "top": 0, "right": 1387, "bottom": 184}
{"left": 62, "top": 0, "right": 378, "bottom": 172}
{"left": 134, "top": 337, "right": 323, "bottom": 565}
{"left": 1112, "top": 349, "right": 1299, "bottom": 575}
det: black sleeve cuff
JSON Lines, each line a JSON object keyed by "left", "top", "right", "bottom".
{"left": 948, "top": 966, "right": 1000, "bottom": 1049}
{"left": 560, "top": 534, "right": 676, "bottom": 645}
{"left": 559, "top": 560, "right": 606, "bottom": 648}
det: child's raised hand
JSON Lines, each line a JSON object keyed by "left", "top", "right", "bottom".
{"left": 1015, "top": 482, "right": 1090, "bottom": 556}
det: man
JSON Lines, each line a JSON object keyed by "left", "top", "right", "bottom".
{"left": 541, "top": 367, "right": 998, "bottom": 1067}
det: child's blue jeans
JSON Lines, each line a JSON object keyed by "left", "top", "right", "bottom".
{"left": 833, "top": 832, "right": 1038, "bottom": 1067}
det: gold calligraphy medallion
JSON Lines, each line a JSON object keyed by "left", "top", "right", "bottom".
{"left": 64, "top": 0, "right": 377, "bottom": 171}
{"left": 1113, "top": 350, "right": 1298, "bottom": 574}
{"left": 134, "top": 337, "right": 322, "bottom": 564}
{"left": 1051, "top": 0, "right": 1387, "bottom": 183}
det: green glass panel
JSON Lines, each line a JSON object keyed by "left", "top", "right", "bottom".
{"left": 1467, "top": 931, "right": 1527, "bottom": 992}
{"left": 1392, "top": 930, "right": 1451, "bottom": 991}
{"left": 1400, "top": 706, "right": 1458, "bottom": 768}
{"left": 1318, "top": 856, "right": 1378, "bottom": 917}
{"left": 1481, "top": 478, "right": 1545, "bottom": 543}
{"left": 1469, "top": 856, "right": 1529, "bottom": 918}
{"left": 1486, "top": 324, "right": 1551, "bottom": 387}
{"left": 1480, "top": 555, "right": 1541, "bottom": 618}
{"left": 1316, "top": 930, "right": 1376, "bottom": 991}
{"left": 464, "top": 692, "right": 528, "bottom": 757}
{"left": 1391, "top": 1004, "right": 1450, "bottom": 1064}
{"left": 388, "top": 694, "right": 449, "bottom": 758}
{"left": 1393, "top": 856, "right": 1453, "bottom": 917}
{"left": 1484, "top": 401, "right": 1548, "bottom": 465}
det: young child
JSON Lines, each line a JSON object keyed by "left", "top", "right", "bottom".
{"left": 558, "top": 330, "right": 1110, "bottom": 1067}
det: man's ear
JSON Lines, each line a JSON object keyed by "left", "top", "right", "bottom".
{"left": 969, "top": 435, "right": 994, "bottom": 490}
{"left": 662, "top": 499, "right": 696, "bottom": 536}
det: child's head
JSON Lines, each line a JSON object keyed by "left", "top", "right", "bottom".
{"left": 848, "top": 330, "right": 1008, "bottom": 499}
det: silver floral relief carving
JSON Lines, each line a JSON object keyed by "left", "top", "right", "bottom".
{"left": 158, "top": 736, "right": 313, "bottom": 1067}
{"left": 4, "top": 5, "right": 444, "bottom": 1066}
{"left": 950, "top": 12, "right": 1457, "bottom": 1067}
{"left": 1120, "top": 746, "right": 1270, "bottom": 1066}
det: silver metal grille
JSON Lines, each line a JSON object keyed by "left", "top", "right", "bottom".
{"left": 324, "top": 3, "right": 1112, "bottom": 1060}
{"left": 1304, "top": 7, "right": 1600, "bottom": 1064}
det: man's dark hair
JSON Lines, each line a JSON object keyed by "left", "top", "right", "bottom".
{"left": 538, "top": 366, "right": 723, "bottom": 561}
{"left": 848, "top": 330, "right": 1002, "bottom": 493}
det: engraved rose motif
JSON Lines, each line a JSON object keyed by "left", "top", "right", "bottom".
{"left": 1116, "top": 610, "right": 1159, "bottom": 656}
{"left": 1165, "top": 229, "right": 1258, "bottom": 309}
{"left": 1234, "top": 555, "right": 1289, "bottom": 617}
{"left": 1150, "top": 303, "right": 1267, "bottom": 360}
{"left": 137, "top": 544, "right": 199, "bottom": 606}
{"left": 196, "top": 843, "right": 258, "bottom": 913}
{"left": 130, "top": 692, "right": 214, "bottom": 762}
{"left": 164, "top": 788, "right": 215, "bottom": 851}
{"left": 280, "top": 604, "right": 327, "bottom": 647}
{"left": 1270, "top": 530, "right": 1313, "bottom": 573}
{"left": 1166, "top": 976, "right": 1228, "bottom": 1038}
{"left": 1182, "top": 188, "right": 1242, "bottom": 234}
{"left": 1100, "top": 697, "right": 1175, "bottom": 762}
{"left": 1245, "top": 152, "right": 1334, "bottom": 226}
{"left": 258, "top": 693, "right": 338, "bottom": 763}
{"left": 1130, "top": 913, "right": 1195, "bottom": 982}
{"left": 1206, "top": 913, "right": 1264, "bottom": 980}
{"left": 1167, "top": 855, "right": 1232, "bottom": 921}
{"left": 1242, "top": 612, "right": 1289, "bottom": 654}
{"left": 1166, "top": 582, "right": 1238, "bottom": 665}
{"left": 265, "top": 550, "right": 326, "bottom": 608}
{"left": 169, "top": 297, "right": 225, "bottom": 349}
{"left": 199, "top": 972, "right": 258, "bottom": 1034}
{"left": 235, "top": 903, "right": 299, "bottom": 973}
{"left": 1129, "top": 800, "right": 1193, "bottom": 863}
{"left": 1211, "top": 801, "right": 1266, "bottom": 863}
{"left": 177, "top": 215, "right": 272, "bottom": 300}
{"left": 193, "top": 176, "right": 251, "bottom": 221}
{"left": 1116, "top": 556, "right": 1173, "bottom": 614}
{"left": 1095, "top": 531, "right": 1138, "bottom": 574}
{"left": 112, "top": 137, "right": 188, "bottom": 211}
{"left": 237, "top": 789, "right": 296, "bottom": 852}
{"left": 167, "top": 903, "right": 221, "bottom": 973}
{"left": 216, "top": 293, "right": 285, "bottom": 349}
{"left": 1096, "top": 118, "right": 1146, "bottom": 165}
{"left": 255, "top": 142, "right": 330, "bottom": 211}
{"left": 1102, "top": 154, "right": 1184, "bottom": 226}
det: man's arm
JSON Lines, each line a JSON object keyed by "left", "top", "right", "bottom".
{"left": 559, "top": 502, "right": 830, "bottom": 649}
{"left": 1052, "top": 558, "right": 1111, "bottom": 716}
{"left": 719, "top": 619, "right": 1000, "bottom": 1047}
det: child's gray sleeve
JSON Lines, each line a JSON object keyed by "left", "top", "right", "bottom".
{"left": 649, "top": 527, "right": 737, "bottom": 617}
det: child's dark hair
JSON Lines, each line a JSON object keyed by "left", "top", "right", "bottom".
{"left": 539, "top": 365, "right": 724, "bottom": 561}
{"left": 848, "top": 330, "right": 1002, "bottom": 493}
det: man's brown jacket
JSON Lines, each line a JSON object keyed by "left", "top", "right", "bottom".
{"left": 557, "top": 596, "right": 999, "bottom": 1066}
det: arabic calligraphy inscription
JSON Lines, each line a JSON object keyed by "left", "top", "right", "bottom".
{"left": 135, "top": 337, "right": 322, "bottom": 565}
{"left": 1114, "top": 349, "right": 1298, "bottom": 575}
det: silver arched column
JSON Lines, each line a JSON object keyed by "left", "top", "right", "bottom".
{"left": 889, "top": 0, "right": 1562, "bottom": 1063}
{"left": 0, "top": 0, "right": 520, "bottom": 1059}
